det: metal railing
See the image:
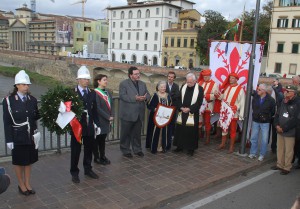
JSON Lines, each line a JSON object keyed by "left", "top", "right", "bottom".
{"left": 0, "top": 97, "right": 149, "bottom": 157}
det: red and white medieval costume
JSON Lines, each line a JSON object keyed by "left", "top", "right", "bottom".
{"left": 198, "top": 69, "right": 218, "bottom": 144}
{"left": 217, "top": 73, "right": 245, "bottom": 153}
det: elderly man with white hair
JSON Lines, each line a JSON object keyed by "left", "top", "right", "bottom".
{"left": 173, "top": 73, "right": 204, "bottom": 156}
{"left": 249, "top": 83, "right": 276, "bottom": 161}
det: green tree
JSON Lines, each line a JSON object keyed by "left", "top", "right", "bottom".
{"left": 197, "top": 10, "right": 228, "bottom": 65}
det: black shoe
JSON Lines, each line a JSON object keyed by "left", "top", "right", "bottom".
{"left": 85, "top": 170, "right": 99, "bottom": 179}
{"left": 123, "top": 153, "right": 133, "bottom": 158}
{"left": 280, "top": 170, "right": 290, "bottom": 175}
{"left": 135, "top": 152, "right": 144, "bottom": 157}
{"left": 18, "top": 186, "right": 30, "bottom": 196}
{"left": 72, "top": 175, "right": 80, "bottom": 183}
{"left": 295, "top": 164, "right": 300, "bottom": 169}
{"left": 173, "top": 148, "right": 183, "bottom": 153}
{"left": 94, "top": 158, "right": 101, "bottom": 164}
{"left": 187, "top": 150, "right": 194, "bottom": 156}
{"left": 25, "top": 187, "right": 36, "bottom": 195}
{"left": 100, "top": 156, "right": 111, "bottom": 165}
{"left": 270, "top": 165, "right": 281, "bottom": 170}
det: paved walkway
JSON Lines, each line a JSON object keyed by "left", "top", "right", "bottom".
{"left": 0, "top": 139, "right": 275, "bottom": 209}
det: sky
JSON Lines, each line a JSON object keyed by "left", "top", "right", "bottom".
{"left": 0, "top": 0, "right": 269, "bottom": 21}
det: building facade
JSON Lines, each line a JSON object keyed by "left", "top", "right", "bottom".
{"left": 0, "top": 14, "right": 9, "bottom": 49}
{"left": 107, "top": 0, "right": 195, "bottom": 66}
{"left": 266, "top": 0, "right": 300, "bottom": 76}
{"left": 162, "top": 9, "right": 200, "bottom": 68}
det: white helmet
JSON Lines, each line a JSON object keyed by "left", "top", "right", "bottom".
{"left": 15, "top": 70, "right": 31, "bottom": 85}
{"left": 76, "top": 66, "right": 91, "bottom": 79}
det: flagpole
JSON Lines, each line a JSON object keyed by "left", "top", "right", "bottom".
{"left": 239, "top": 3, "right": 246, "bottom": 42}
{"left": 239, "top": 0, "right": 261, "bottom": 155}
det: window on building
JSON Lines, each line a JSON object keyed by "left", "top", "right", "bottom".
{"left": 132, "top": 54, "right": 137, "bottom": 63}
{"left": 113, "top": 11, "right": 116, "bottom": 17}
{"left": 120, "top": 22, "right": 123, "bottom": 28}
{"left": 175, "top": 10, "right": 178, "bottom": 17}
{"left": 184, "top": 38, "right": 188, "bottom": 47}
{"left": 184, "top": 21, "right": 187, "bottom": 29}
{"left": 289, "top": 63, "right": 297, "bottom": 75}
{"left": 143, "top": 56, "right": 148, "bottom": 65}
{"left": 153, "top": 56, "right": 158, "bottom": 65}
{"left": 168, "top": 21, "right": 172, "bottom": 28}
{"left": 121, "top": 11, "right": 125, "bottom": 19}
{"left": 145, "top": 32, "right": 148, "bottom": 40}
{"left": 137, "top": 10, "right": 141, "bottom": 18}
{"left": 154, "top": 44, "right": 157, "bottom": 51}
{"left": 144, "top": 44, "right": 147, "bottom": 51}
{"left": 128, "top": 32, "right": 131, "bottom": 40}
{"left": 136, "top": 44, "right": 139, "bottom": 50}
{"left": 169, "top": 9, "right": 172, "bottom": 16}
{"left": 146, "top": 9, "right": 150, "bottom": 18}
{"left": 292, "top": 18, "right": 300, "bottom": 28}
{"left": 113, "top": 22, "right": 116, "bottom": 28}
{"left": 274, "top": 63, "right": 282, "bottom": 73}
{"left": 120, "top": 32, "right": 123, "bottom": 40}
{"left": 165, "top": 37, "right": 169, "bottom": 47}
{"left": 155, "top": 20, "right": 159, "bottom": 27}
{"left": 277, "top": 18, "right": 289, "bottom": 28}
{"left": 137, "top": 21, "right": 140, "bottom": 28}
{"left": 145, "top": 21, "right": 149, "bottom": 27}
{"left": 129, "top": 10, "right": 133, "bottom": 19}
{"left": 112, "top": 43, "right": 115, "bottom": 48}
{"left": 127, "top": 43, "right": 130, "bottom": 50}
{"left": 154, "top": 32, "right": 158, "bottom": 41}
{"left": 277, "top": 43, "right": 284, "bottom": 52}
{"left": 128, "top": 21, "right": 131, "bottom": 28}
{"left": 112, "top": 32, "right": 115, "bottom": 40}
{"left": 171, "top": 37, "right": 174, "bottom": 47}
{"left": 279, "top": 0, "right": 300, "bottom": 6}
{"left": 119, "top": 43, "right": 122, "bottom": 49}
{"left": 177, "top": 38, "right": 181, "bottom": 47}
{"left": 190, "top": 21, "right": 194, "bottom": 28}
{"left": 190, "top": 39, "right": 195, "bottom": 48}
{"left": 89, "top": 34, "right": 93, "bottom": 41}
{"left": 292, "top": 43, "right": 299, "bottom": 53}
{"left": 136, "top": 32, "right": 139, "bottom": 40}
{"left": 121, "top": 54, "right": 126, "bottom": 61}
{"left": 156, "top": 8, "right": 160, "bottom": 15}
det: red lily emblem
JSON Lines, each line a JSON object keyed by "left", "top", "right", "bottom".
{"left": 215, "top": 46, "right": 250, "bottom": 89}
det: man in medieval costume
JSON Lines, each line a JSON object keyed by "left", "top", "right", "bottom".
{"left": 173, "top": 73, "right": 204, "bottom": 156}
{"left": 198, "top": 69, "right": 219, "bottom": 145}
{"left": 215, "top": 73, "right": 245, "bottom": 153}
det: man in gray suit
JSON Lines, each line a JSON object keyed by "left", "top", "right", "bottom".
{"left": 119, "top": 66, "right": 150, "bottom": 158}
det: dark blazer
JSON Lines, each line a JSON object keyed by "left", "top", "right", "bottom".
{"left": 75, "top": 86, "right": 100, "bottom": 137}
{"left": 95, "top": 89, "right": 114, "bottom": 134}
{"left": 166, "top": 82, "right": 180, "bottom": 107}
{"left": 119, "top": 78, "right": 150, "bottom": 122}
{"left": 3, "top": 94, "right": 39, "bottom": 145}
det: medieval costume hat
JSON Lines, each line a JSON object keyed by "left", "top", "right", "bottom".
{"left": 220, "top": 72, "right": 239, "bottom": 91}
{"left": 198, "top": 69, "right": 212, "bottom": 84}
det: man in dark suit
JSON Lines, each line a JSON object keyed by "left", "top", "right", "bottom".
{"left": 166, "top": 71, "right": 180, "bottom": 138}
{"left": 119, "top": 66, "right": 150, "bottom": 158}
{"left": 70, "top": 66, "right": 101, "bottom": 183}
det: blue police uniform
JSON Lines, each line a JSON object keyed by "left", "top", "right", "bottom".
{"left": 70, "top": 86, "right": 100, "bottom": 177}
{"left": 3, "top": 94, "right": 39, "bottom": 165}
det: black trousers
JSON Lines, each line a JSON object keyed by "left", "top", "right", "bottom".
{"left": 93, "top": 134, "right": 107, "bottom": 159}
{"left": 271, "top": 123, "right": 277, "bottom": 152}
{"left": 70, "top": 135, "right": 94, "bottom": 176}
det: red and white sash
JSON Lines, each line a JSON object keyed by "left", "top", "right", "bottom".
{"left": 95, "top": 88, "right": 111, "bottom": 112}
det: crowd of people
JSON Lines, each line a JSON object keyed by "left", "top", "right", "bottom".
{"left": 2, "top": 66, "right": 300, "bottom": 198}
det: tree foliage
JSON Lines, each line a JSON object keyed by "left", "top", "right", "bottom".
{"left": 196, "top": 0, "right": 273, "bottom": 64}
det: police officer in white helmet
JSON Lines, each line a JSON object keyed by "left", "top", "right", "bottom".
{"left": 3, "top": 70, "right": 39, "bottom": 195}
{"left": 70, "top": 66, "right": 101, "bottom": 183}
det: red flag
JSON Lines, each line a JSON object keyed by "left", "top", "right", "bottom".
{"left": 70, "top": 117, "right": 82, "bottom": 144}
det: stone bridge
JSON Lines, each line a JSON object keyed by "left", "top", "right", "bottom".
{"left": 0, "top": 50, "right": 193, "bottom": 94}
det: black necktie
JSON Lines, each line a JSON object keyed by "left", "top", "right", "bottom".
{"left": 82, "top": 89, "right": 88, "bottom": 102}
{"left": 22, "top": 96, "right": 27, "bottom": 102}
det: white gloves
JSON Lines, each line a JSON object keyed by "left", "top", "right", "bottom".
{"left": 96, "top": 127, "right": 101, "bottom": 135}
{"left": 6, "top": 143, "right": 14, "bottom": 150}
{"left": 33, "top": 131, "right": 41, "bottom": 149}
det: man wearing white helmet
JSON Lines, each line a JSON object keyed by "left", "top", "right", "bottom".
{"left": 3, "top": 70, "right": 39, "bottom": 195}
{"left": 70, "top": 66, "right": 101, "bottom": 183}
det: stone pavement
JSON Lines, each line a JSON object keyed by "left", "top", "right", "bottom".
{"left": 0, "top": 139, "right": 275, "bottom": 209}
